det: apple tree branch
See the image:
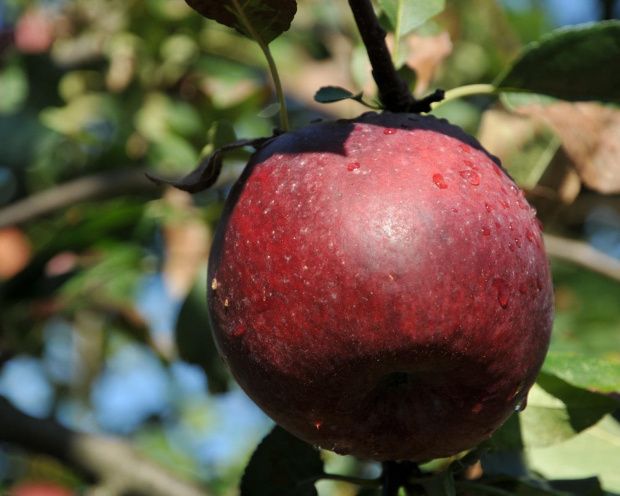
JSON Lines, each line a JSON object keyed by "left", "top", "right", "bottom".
{"left": 0, "top": 396, "right": 212, "bottom": 496}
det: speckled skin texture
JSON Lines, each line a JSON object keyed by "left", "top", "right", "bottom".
{"left": 207, "top": 112, "right": 554, "bottom": 462}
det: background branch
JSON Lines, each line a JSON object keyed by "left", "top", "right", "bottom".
{"left": 543, "top": 233, "right": 620, "bottom": 282}
{"left": 0, "top": 166, "right": 246, "bottom": 229}
{"left": 0, "top": 170, "right": 158, "bottom": 229}
{"left": 0, "top": 396, "right": 212, "bottom": 496}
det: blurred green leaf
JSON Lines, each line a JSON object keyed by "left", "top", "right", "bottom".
{"left": 59, "top": 243, "right": 144, "bottom": 310}
{"left": 542, "top": 352, "right": 620, "bottom": 394}
{"left": 175, "top": 269, "right": 229, "bottom": 394}
{"left": 550, "top": 263, "right": 620, "bottom": 359}
{"left": 149, "top": 135, "right": 199, "bottom": 172}
{"left": 185, "top": 0, "right": 297, "bottom": 45}
{"left": 495, "top": 21, "right": 620, "bottom": 102}
{"left": 240, "top": 425, "right": 323, "bottom": 496}
{"left": 379, "top": 0, "right": 445, "bottom": 38}
{"left": 0, "top": 64, "right": 29, "bottom": 114}
{"left": 202, "top": 121, "right": 238, "bottom": 157}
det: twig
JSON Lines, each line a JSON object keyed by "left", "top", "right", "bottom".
{"left": 347, "top": 0, "right": 444, "bottom": 113}
{"left": 543, "top": 233, "right": 620, "bottom": 282}
{"left": 0, "top": 169, "right": 160, "bottom": 229}
{"left": 0, "top": 396, "right": 212, "bottom": 496}
{"left": 348, "top": 0, "right": 414, "bottom": 112}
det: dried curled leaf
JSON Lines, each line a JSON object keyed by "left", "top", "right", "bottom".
{"left": 146, "top": 136, "right": 273, "bottom": 193}
{"left": 517, "top": 102, "right": 620, "bottom": 194}
{"left": 185, "top": 0, "right": 297, "bottom": 45}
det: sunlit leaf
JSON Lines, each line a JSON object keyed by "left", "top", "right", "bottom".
{"left": 542, "top": 352, "right": 620, "bottom": 394}
{"left": 495, "top": 21, "right": 620, "bottom": 102}
{"left": 527, "top": 415, "right": 620, "bottom": 493}
{"left": 240, "top": 425, "right": 323, "bottom": 496}
{"left": 379, "top": 0, "right": 445, "bottom": 38}
{"left": 185, "top": 0, "right": 297, "bottom": 45}
{"left": 515, "top": 375, "right": 619, "bottom": 448}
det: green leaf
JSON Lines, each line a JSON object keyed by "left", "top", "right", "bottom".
{"left": 379, "top": 0, "right": 445, "bottom": 38}
{"left": 185, "top": 0, "right": 297, "bottom": 45}
{"left": 314, "top": 86, "right": 360, "bottom": 104}
{"left": 313, "top": 87, "right": 380, "bottom": 109}
{"left": 542, "top": 352, "right": 620, "bottom": 394}
{"left": 240, "top": 425, "right": 323, "bottom": 496}
{"left": 495, "top": 21, "right": 620, "bottom": 102}
{"left": 515, "top": 374, "right": 619, "bottom": 448}
{"left": 175, "top": 269, "right": 229, "bottom": 394}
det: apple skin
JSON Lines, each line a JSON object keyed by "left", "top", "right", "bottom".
{"left": 207, "top": 112, "right": 554, "bottom": 462}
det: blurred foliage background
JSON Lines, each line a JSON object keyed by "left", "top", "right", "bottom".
{"left": 0, "top": 0, "right": 619, "bottom": 495}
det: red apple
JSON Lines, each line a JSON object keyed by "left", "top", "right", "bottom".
{"left": 207, "top": 112, "right": 554, "bottom": 461}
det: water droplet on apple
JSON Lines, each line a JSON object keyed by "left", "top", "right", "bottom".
{"left": 515, "top": 396, "right": 528, "bottom": 412}
{"left": 433, "top": 173, "right": 448, "bottom": 189}
{"left": 383, "top": 128, "right": 397, "bottom": 135}
{"left": 231, "top": 323, "right": 247, "bottom": 337}
{"left": 315, "top": 422, "right": 322, "bottom": 429}
{"left": 459, "top": 169, "right": 480, "bottom": 186}
{"left": 493, "top": 278, "right": 510, "bottom": 308}
{"left": 463, "top": 159, "right": 477, "bottom": 169}
{"left": 535, "top": 218, "right": 544, "bottom": 232}
{"left": 485, "top": 202, "right": 494, "bottom": 213}
{"left": 495, "top": 221, "right": 502, "bottom": 229}
{"left": 536, "top": 278, "right": 543, "bottom": 290}
{"left": 508, "top": 382, "right": 525, "bottom": 401}
{"left": 525, "top": 229, "right": 534, "bottom": 242}
{"left": 481, "top": 226, "right": 491, "bottom": 236}
{"left": 509, "top": 222, "right": 515, "bottom": 231}
{"left": 452, "top": 208, "right": 459, "bottom": 213}
{"left": 347, "top": 162, "right": 361, "bottom": 171}
{"left": 518, "top": 282, "right": 527, "bottom": 294}
{"left": 501, "top": 200, "right": 510, "bottom": 209}
{"left": 508, "top": 243, "right": 515, "bottom": 252}
{"left": 471, "top": 403, "right": 484, "bottom": 413}
{"left": 515, "top": 238, "right": 522, "bottom": 248}
{"left": 459, "top": 143, "right": 471, "bottom": 153}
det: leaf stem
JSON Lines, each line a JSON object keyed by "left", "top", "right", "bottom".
{"left": 230, "top": 0, "right": 290, "bottom": 131}
{"left": 392, "top": 3, "right": 403, "bottom": 66}
{"left": 431, "top": 84, "right": 497, "bottom": 109}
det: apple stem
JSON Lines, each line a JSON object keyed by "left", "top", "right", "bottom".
{"left": 347, "top": 0, "right": 444, "bottom": 113}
